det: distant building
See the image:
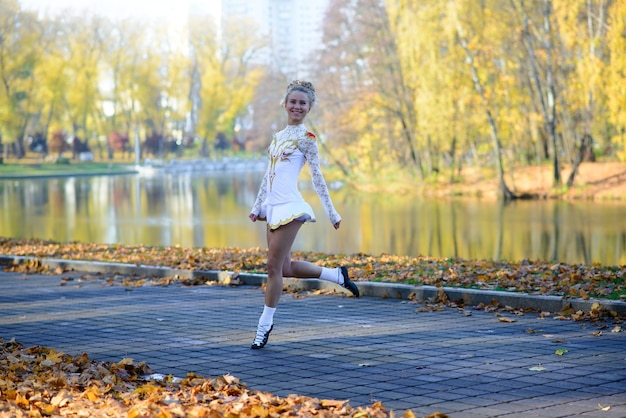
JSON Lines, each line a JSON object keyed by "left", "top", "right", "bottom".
{"left": 221, "top": 0, "right": 329, "bottom": 79}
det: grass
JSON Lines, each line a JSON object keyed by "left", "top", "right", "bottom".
{"left": 0, "top": 161, "right": 135, "bottom": 177}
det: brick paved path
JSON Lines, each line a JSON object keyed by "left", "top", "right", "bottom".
{"left": 1, "top": 271, "right": 625, "bottom": 417}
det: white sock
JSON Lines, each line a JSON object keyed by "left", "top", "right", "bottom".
{"left": 319, "top": 267, "right": 342, "bottom": 284}
{"left": 258, "top": 305, "right": 276, "bottom": 327}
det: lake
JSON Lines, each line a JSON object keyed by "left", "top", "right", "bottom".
{"left": 1, "top": 170, "right": 625, "bottom": 266}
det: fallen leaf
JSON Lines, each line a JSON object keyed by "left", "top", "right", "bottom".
{"left": 50, "top": 390, "right": 73, "bottom": 407}
{"left": 559, "top": 303, "right": 575, "bottom": 316}
{"left": 555, "top": 348, "right": 569, "bottom": 356}
{"left": 4, "top": 238, "right": 625, "bottom": 318}
{"left": 321, "top": 399, "right": 348, "bottom": 408}
{"left": 424, "top": 412, "right": 451, "bottom": 418}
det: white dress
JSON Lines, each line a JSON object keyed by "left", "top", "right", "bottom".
{"left": 251, "top": 124, "right": 341, "bottom": 230}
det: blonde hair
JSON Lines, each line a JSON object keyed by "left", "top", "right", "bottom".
{"left": 282, "top": 80, "right": 316, "bottom": 108}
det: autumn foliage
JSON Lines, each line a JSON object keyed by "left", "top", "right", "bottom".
{"left": 1, "top": 338, "right": 421, "bottom": 417}
{"left": 0, "top": 238, "right": 625, "bottom": 301}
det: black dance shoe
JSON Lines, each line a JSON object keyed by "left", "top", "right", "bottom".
{"left": 251, "top": 324, "right": 273, "bottom": 349}
{"left": 340, "top": 266, "right": 360, "bottom": 297}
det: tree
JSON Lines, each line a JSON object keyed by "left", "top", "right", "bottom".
{"left": 30, "top": 15, "right": 71, "bottom": 143}
{"left": 448, "top": 0, "right": 515, "bottom": 200}
{"left": 189, "top": 14, "right": 266, "bottom": 152}
{"left": 0, "top": 0, "right": 41, "bottom": 158}
{"left": 63, "top": 13, "right": 107, "bottom": 141}
{"left": 512, "top": 0, "right": 561, "bottom": 186}
{"left": 552, "top": 0, "right": 613, "bottom": 187}
{"left": 606, "top": 0, "right": 626, "bottom": 160}
{"left": 385, "top": 0, "right": 477, "bottom": 178}
{"left": 314, "top": 0, "right": 423, "bottom": 183}
{"left": 103, "top": 18, "right": 146, "bottom": 136}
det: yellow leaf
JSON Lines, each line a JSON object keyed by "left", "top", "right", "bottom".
{"left": 222, "top": 374, "right": 239, "bottom": 385}
{"left": 15, "top": 393, "right": 29, "bottom": 407}
{"left": 320, "top": 399, "right": 347, "bottom": 408}
{"left": 249, "top": 405, "right": 269, "bottom": 417}
{"left": 255, "top": 392, "right": 273, "bottom": 405}
{"left": 127, "top": 408, "right": 142, "bottom": 418}
{"left": 559, "top": 303, "right": 575, "bottom": 316}
{"left": 40, "top": 404, "right": 58, "bottom": 415}
{"left": 50, "top": 390, "right": 72, "bottom": 407}
{"left": 83, "top": 386, "right": 101, "bottom": 401}
{"left": 117, "top": 357, "right": 134, "bottom": 366}
{"left": 45, "top": 349, "right": 64, "bottom": 364}
{"left": 498, "top": 317, "right": 515, "bottom": 323}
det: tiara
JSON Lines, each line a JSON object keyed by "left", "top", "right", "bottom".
{"left": 287, "top": 80, "right": 315, "bottom": 94}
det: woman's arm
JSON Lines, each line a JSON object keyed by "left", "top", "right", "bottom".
{"left": 299, "top": 136, "right": 341, "bottom": 227}
{"left": 250, "top": 163, "right": 269, "bottom": 220}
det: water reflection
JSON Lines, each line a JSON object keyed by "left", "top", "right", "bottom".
{"left": 1, "top": 173, "right": 625, "bottom": 266}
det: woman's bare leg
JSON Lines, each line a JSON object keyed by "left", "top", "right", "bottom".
{"left": 253, "top": 219, "right": 359, "bottom": 349}
{"left": 265, "top": 220, "right": 303, "bottom": 307}
{"left": 282, "top": 260, "right": 322, "bottom": 278}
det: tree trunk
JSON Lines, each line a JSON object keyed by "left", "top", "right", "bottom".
{"left": 378, "top": 6, "right": 424, "bottom": 179}
{"left": 453, "top": 11, "right": 515, "bottom": 200}
{"left": 543, "top": 0, "right": 560, "bottom": 186}
{"left": 397, "top": 110, "right": 423, "bottom": 177}
{"left": 516, "top": 0, "right": 560, "bottom": 186}
{"left": 566, "top": 134, "right": 592, "bottom": 188}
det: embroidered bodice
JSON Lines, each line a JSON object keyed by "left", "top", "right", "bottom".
{"left": 251, "top": 124, "right": 340, "bottom": 225}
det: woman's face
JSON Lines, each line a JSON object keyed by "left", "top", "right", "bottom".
{"left": 284, "top": 91, "right": 311, "bottom": 125}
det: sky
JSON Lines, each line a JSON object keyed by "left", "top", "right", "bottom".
{"left": 20, "top": 0, "right": 221, "bottom": 21}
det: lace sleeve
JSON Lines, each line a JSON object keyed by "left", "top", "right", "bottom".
{"left": 250, "top": 163, "right": 269, "bottom": 216}
{"left": 299, "top": 136, "right": 341, "bottom": 225}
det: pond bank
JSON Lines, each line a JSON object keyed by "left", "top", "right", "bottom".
{"left": 425, "top": 161, "right": 626, "bottom": 201}
{"left": 2, "top": 159, "right": 625, "bottom": 201}
{"left": 0, "top": 157, "right": 266, "bottom": 179}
